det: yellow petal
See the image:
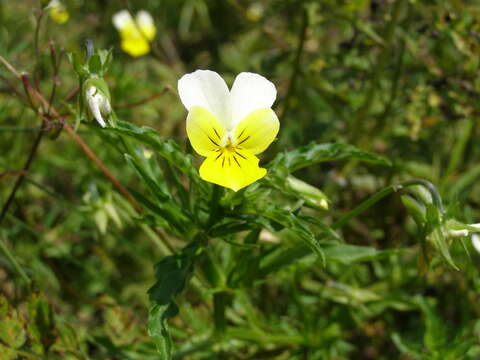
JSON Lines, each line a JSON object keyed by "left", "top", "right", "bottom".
{"left": 186, "top": 106, "right": 225, "bottom": 156}
{"left": 140, "top": 24, "right": 156, "bottom": 40}
{"left": 121, "top": 36, "right": 151, "bottom": 57}
{"left": 199, "top": 148, "right": 266, "bottom": 191}
{"left": 49, "top": 7, "right": 69, "bottom": 24}
{"left": 234, "top": 108, "right": 279, "bottom": 155}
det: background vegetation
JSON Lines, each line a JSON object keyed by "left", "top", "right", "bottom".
{"left": 1, "top": 0, "right": 480, "bottom": 359}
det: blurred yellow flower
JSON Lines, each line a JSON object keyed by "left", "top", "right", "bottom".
{"left": 112, "top": 10, "right": 156, "bottom": 57}
{"left": 178, "top": 70, "right": 279, "bottom": 191}
{"left": 48, "top": 0, "right": 69, "bottom": 24}
{"left": 246, "top": 3, "right": 264, "bottom": 22}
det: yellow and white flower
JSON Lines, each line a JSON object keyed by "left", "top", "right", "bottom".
{"left": 112, "top": 10, "right": 156, "bottom": 57}
{"left": 48, "top": 0, "right": 69, "bottom": 24}
{"left": 178, "top": 70, "right": 279, "bottom": 191}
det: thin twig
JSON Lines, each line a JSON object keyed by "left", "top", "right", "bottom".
{"left": 0, "top": 122, "right": 45, "bottom": 224}
{"left": 280, "top": 8, "right": 308, "bottom": 120}
{"left": 116, "top": 88, "right": 168, "bottom": 109}
{"left": 65, "top": 86, "right": 80, "bottom": 102}
{"left": 47, "top": 41, "right": 62, "bottom": 116}
{"left": 33, "top": 8, "right": 45, "bottom": 90}
{"left": 0, "top": 56, "right": 21, "bottom": 77}
{"left": 0, "top": 170, "right": 28, "bottom": 179}
{"left": 0, "top": 74, "right": 26, "bottom": 102}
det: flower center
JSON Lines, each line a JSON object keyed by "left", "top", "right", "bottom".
{"left": 219, "top": 131, "right": 237, "bottom": 149}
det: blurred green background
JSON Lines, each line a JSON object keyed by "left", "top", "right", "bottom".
{"left": 1, "top": 0, "right": 480, "bottom": 359}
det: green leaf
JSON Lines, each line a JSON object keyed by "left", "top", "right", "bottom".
{"left": 227, "top": 229, "right": 261, "bottom": 288}
{"left": 258, "top": 244, "right": 310, "bottom": 278}
{"left": 416, "top": 297, "right": 448, "bottom": 352}
{"left": 258, "top": 242, "right": 403, "bottom": 278}
{"left": 109, "top": 121, "right": 200, "bottom": 183}
{"left": 268, "top": 142, "right": 391, "bottom": 173}
{"left": 88, "top": 54, "right": 102, "bottom": 74}
{"left": 128, "top": 188, "right": 186, "bottom": 235}
{"left": 401, "top": 195, "right": 426, "bottom": 233}
{"left": 124, "top": 154, "right": 190, "bottom": 230}
{"left": 124, "top": 154, "right": 171, "bottom": 202}
{"left": 251, "top": 206, "right": 325, "bottom": 263}
{"left": 0, "top": 296, "right": 26, "bottom": 360}
{"left": 148, "top": 304, "right": 177, "bottom": 359}
{"left": 391, "top": 332, "right": 427, "bottom": 359}
{"left": 27, "top": 292, "right": 56, "bottom": 355}
{"left": 67, "top": 52, "right": 89, "bottom": 78}
{"left": 264, "top": 174, "right": 329, "bottom": 210}
{"left": 322, "top": 243, "right": 405, "bottom": 264}
{"left": 425, "top": 204, "right": 457, "bottom": 269}
{"left": 147, "top": 242, "right": 199, "bottom": 359}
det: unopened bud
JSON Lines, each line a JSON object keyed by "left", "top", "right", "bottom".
{"left": 84, "top": 79, "right": 111, "bottom": 128}
{"left": 287, "top": 176, "right": 329, "bottom": 210}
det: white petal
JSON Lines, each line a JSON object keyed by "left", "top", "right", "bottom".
{"left": 230, "top": 72, "right": 276, "bottom": 127}
{"left": 86, "top": 86, "right": 107, "bottom": 128}
{"left": 178, "top": 70, "right": 231, "bottom": 127}
{"left": 447, "top": 229, "right": 469, "bottom": 237}
{"left": 135, "top": 10, "right": 156, "bottom": 40}
{"left": 113, "top": 10, "right": 134, "bottom": 30}
{"left": 48, "top": 0, "right": 60, "bottom": 8}
{"left": 136, "top": 10, "right": 154, "bottom": 28}
{"left": 469, "top": 223, "right": 480, "bottom": 230}
{"left": 472, "top": 234, "right": 480, "bottom": 253}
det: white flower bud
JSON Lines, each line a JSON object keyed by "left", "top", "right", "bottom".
{"left": 472, "top": 234, "right": 480, "bottom": 253}
{"left": 85, "top": 85, "right": 111, "bottom": 128}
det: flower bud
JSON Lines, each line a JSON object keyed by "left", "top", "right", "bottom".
{"left": 287, "top": 176, "right": 329, "bottom": 210}
{"left": 84, "top": 79, "right": 112, "bottom": 128}
{"left": 472, "top": 234, "right": 480, "bottom": 253}
{"left": 445, "top": 220, "right": 480, "bottom": 238}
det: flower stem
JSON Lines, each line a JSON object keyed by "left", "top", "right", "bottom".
{"left": 280, "top": 7, "right": 308, "bottom": 120}
{"left": 333, "top": 179, "right": 443, "bottom": 230}
{"left": 206, "top": 185, "right": 223, "bottom": 229}
{"left": 213, "top": 291, "right": 230, "bottom": 335}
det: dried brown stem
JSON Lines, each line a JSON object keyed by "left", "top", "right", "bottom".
{"left": 63, "top": 123, "right": 143, "bottom": 213}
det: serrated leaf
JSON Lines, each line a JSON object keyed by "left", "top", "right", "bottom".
{"left": 147, "top": 243, "right": 198, "bottom": 359}
{"left": 148, "top": 304, "right": 176, "bottom": 359}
